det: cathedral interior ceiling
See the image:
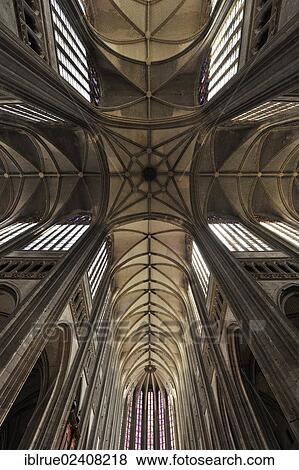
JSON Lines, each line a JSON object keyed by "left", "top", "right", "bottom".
{"left": 90, "top": 0, "right": 209, "bottom": 119}
{"left": 89, "top": 0, "right": 208, "bottom": 389}
{"left": 1, "top": 0, "right": 299, "bottom": 392}
{"left": 90, "top": 0, "right": 299, "bottom": 389}
{"left": 111, "top": 219, "right": 189, "bottom": 389}
{"left": 0, "top": 126, "right": 106, "bottom": 221}
{"left": 195, "top": 124, "right": 299, "bottom": 220}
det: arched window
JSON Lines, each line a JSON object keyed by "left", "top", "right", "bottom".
{"left": 134, "top": 390, "right": 143, "bottom": 450}
{"left": 122, "top": 378, "right": 177, "bottom": 450}
{"left": 124, "top": 394, "right": 133, "bottom": 450}
{"left": 280, "top": 286, "right": 299, "bottom": 332}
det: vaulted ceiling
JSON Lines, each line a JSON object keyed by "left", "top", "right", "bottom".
{"left": 91, "top": 0, "right": 207, "bottom": 391}
{"left": 90, "top": 0, "right": 209, "bottom": 119}
{"left": 1, "top": 0, "right": 299, "bottom": 395}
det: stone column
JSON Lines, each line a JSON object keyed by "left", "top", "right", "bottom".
{"left": 0, "top": 223, "right": 108, "bottom": 428}
{"left": 185, "top": 292, "right": 229, "bottom": 449}
{"left": 33, "top": 261, "right": 112, "bottom": 449}
{"left": 74, "top": 293, "right": 114, "bottom": 449}
{"left": 189, "top": 273, "right": 266, "bottom": 448}
{"left": 192, "top": 222, "right": 299, "bottom": 441}
{"left": 90, "top": 345, "right": 115, "bottom": 450}
{"left": 128, "top": 390, "right": 139, "bottom": 450}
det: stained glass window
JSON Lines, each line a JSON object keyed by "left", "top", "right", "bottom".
{"left": 158, "top": 391, "right": 166, "bottom": 450}
{"left": 124, "top": 395, "right": 132, "bottom": 450}
{"left": 168, "top": 395, "right": 176, "bottom": 450}
{"left": 135, "top": 391, "right": 143, "bottom": 450}
{"left": 147, "top": 391, "right": 154, "bottom": 450}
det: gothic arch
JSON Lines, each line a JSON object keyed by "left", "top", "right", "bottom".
{"left": 0, "top": 323, "right": 72, "bottom": 449}
{"left": 227, "top": 324, "right": 299, "bottom": 449}
{"left": 0, "top": 350, "right": 49, "bottom": 449}
{"left": 191, "top": 123, "right": 299, "bottom": 223}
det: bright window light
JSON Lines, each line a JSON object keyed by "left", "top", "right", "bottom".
{"left": 87, "top": 241, "right": 108, "bottom": 298}
{"left": 192, "top": 243, "right": 210, "bottom": 296}
{"left": 0, "top": 222, "right": 37, "bottom": 246}
{"left": 260, "top": 222, "right": 299, "bottom": 249}
{"left": 51, "top": 0, "right": 91, "bottom": 101}
{"left": 23, "top": 224, "right": 89, "bottom": 251}
{"left": 232, "top": 101, "right": 299, "bottom": 122}
{"left": 77, "top": 0, "right": 86, "bottom": 13}
{"left": 135, "top": 391, "right": 143, "bottom": 450}
{"left": 208, "top": 0, "right": 245, "bottom": 100}
{"left": 0, "top": 103, "right": 63, "bottom": 123}
{"left": 209, "top": 223, "right": 273, "bottom": 252}
{"left": 211, "top": 0, "right": 218, "bottom": 14}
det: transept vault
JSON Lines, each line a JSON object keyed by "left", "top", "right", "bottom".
{"left": 0, "top": 0, "right": 299, "bottom": 451}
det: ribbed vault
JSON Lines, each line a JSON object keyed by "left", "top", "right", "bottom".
{"left": 111, "top": 219, "right": 190, "bottom": 394}
{"left": 2, "top": 0, "right": 299, "bottom": 449}
{"left": 89, "top": 0, "right": 209, "bottom": 118}
{"left": 0, "top": 125, "right": 107, "bottom": 222}
{"left": 91, "top": 0, "right": 299, "bottom": 403}
{"left": 193, "top": 123, "right": 299, "bottom": 222}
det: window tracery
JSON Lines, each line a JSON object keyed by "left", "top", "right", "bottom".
{"left": 208, "top": 0, "right": 246, "bottom": 100}
{"left": 260, "top": 222, "right": 299, "bottom": 249}
{"left": 50, "top": 0, "right": 91, "bottom": 101}
{"left": 209, "top": 223, "right": 272, "bottom": 252}
{"left": 23, "top": 223, "right": 89, "bottom": 251}
{"left": 192, "top": 243, "right": 210, "bottom": 296}
{"left": 87, "top": 241, "right": 109, "bottom": 299}
{"left": 0, "top": 222, "right": 37, "bottom": 247}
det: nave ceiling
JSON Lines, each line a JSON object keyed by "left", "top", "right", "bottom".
{"left": 89, "top": 0, "right": 209, "bottom": 119}
{"left": 1, "top": 0, "right": 299, "bottom": 399}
